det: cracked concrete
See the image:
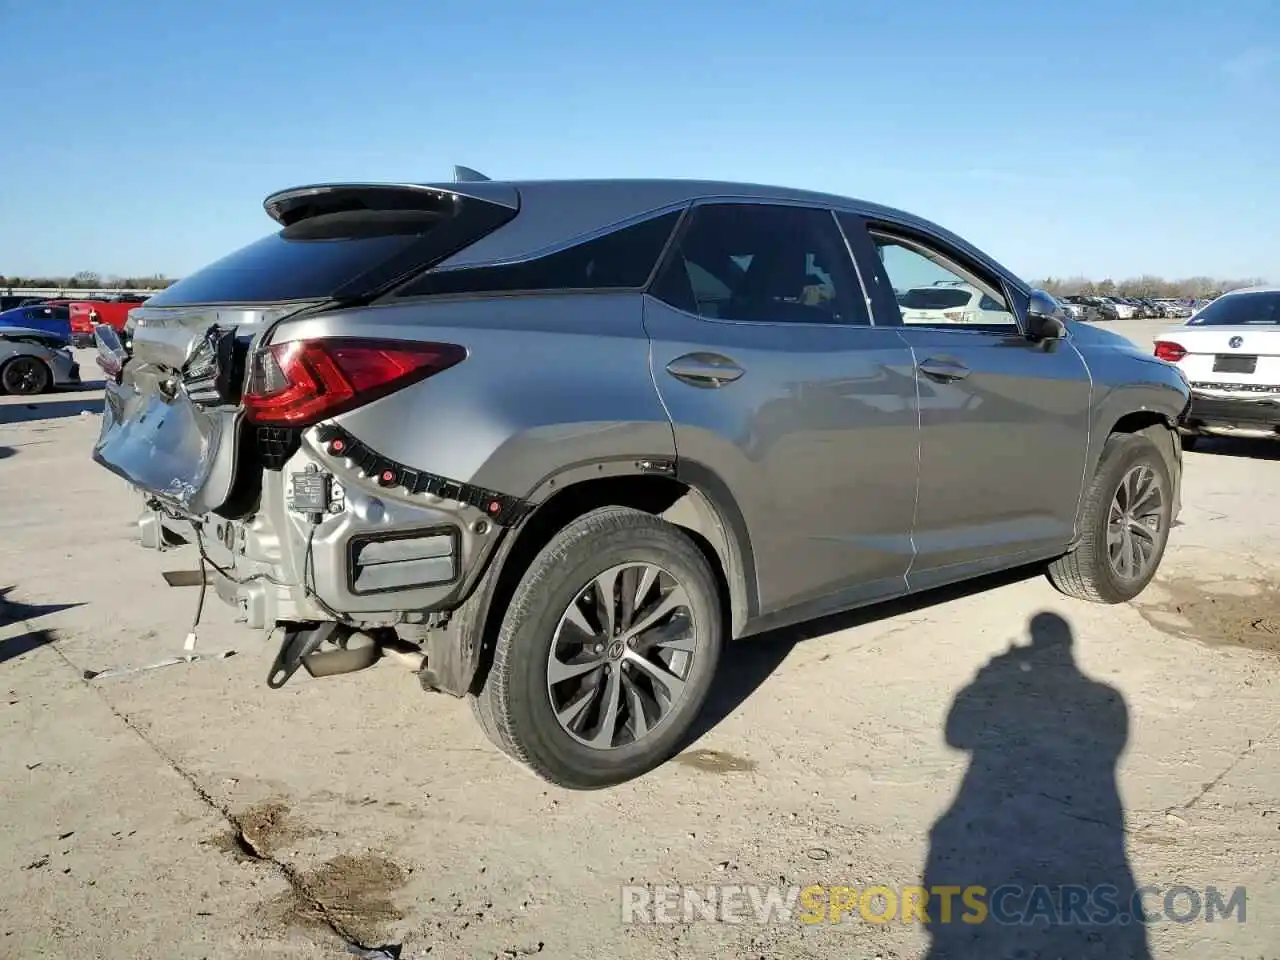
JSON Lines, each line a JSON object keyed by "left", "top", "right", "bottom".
{"left": 2, "top": 328, "right": 1279, "bottom": 959}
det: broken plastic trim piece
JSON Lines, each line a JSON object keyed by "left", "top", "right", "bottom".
{"left": 314, "top": 423, "right": 532, "bottom": 527}
{"left": 83, "top": 650, "right": 236, "bottom": 681}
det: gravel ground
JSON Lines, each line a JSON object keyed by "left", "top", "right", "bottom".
{"left": 1, "top": 320, "right": 1277, "bottom": 960}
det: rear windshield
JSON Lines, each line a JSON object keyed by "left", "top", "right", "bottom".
{"left": 901, "top": 288, "right": 971, "bottom": 309}
{"left": 145, "top": 199, "right": 515, "bottom": 307}
{"left": 1189, "top": 292, "right": 1280, "bottom": 326}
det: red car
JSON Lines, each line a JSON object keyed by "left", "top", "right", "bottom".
{"left": 69, "top": 295, "right": 149, "bottom": 347}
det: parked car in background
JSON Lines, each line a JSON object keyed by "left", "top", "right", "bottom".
{"left": 68, "top": 295, "right": 148, "bottom": 347}
{"left": 0, "top": 303, "right": 72, "bottom": 339}
{"left": 1103, "top": 296, "right": 1137, "bottom": 320}
{"left": 1189, "top": 299, "right": 1214, "bottom": 319}
{"left": 0, "top": 295, "right": 50, "bottom": 312}
{"left": 1055, "top": 296, "right": 1088, "bottom": 321}
{"left": 1059, "top": 295, "right": 1102, "bottom": 322}
{"left": 897, "top": 280, "right": 1011, "bottom": 325}
{"left": 1155, "top": 285, "right": 1280, "bottom": 449}
{"left": 0, "top": 327, "right": 81, "bottom": 395}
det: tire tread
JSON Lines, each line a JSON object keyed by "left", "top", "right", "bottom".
{"left": 1047, "top": 431, "right": 1172, "bottom": 604}
{"left": 476, "top": 506, "right": 718, "bottom": 788}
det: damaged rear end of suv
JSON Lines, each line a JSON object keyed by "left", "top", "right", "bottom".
{"left": 94, "top": 177, "right": 532, "bottom": 678}
{"left": 93, "top": 173, "right": 714, "bottom": 788}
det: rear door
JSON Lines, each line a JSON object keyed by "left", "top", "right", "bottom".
{"left": 645, "top": 201, "right": 920, "bottom": 627}
{"left": 92, "top": 182, "right": 519, "bottom": 517}
{"left": 839, "top": 212, "right": 1092, "bottom": 586}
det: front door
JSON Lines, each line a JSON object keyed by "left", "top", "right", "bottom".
{"left": 839, "top": 213, "right": 1092, "bottom": 587}
{"left": 644, "top": 201, "right": 921, "bottom": 629}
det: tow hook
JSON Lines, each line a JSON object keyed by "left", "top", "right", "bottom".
{"left": 266, "top": 623, "right": 424, "bottom": 688}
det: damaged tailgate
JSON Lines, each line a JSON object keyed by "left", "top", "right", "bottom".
{"left": 93, "top": 304, "right": 317, "bottom": 516}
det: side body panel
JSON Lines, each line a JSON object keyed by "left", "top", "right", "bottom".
{"left": 1070, "top": 323, "right": 1191, "bottom": 518}
{"left": 843, "top": 213, "right": 1094, "bottom": 583}
{"left": 277, "top": 293, "right": 676, "bottom": 499}
{"left": 643, "top": 295, "right": 920, "bottom": 626}
{"left": 893, "top": 326, "right": 1093, "bottom": 577}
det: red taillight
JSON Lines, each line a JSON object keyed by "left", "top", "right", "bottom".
{"left": 1154, "top": 341, "right": 1187, "bottom": 363}
{"left": 69, "top": 305, "right": 93, "bottom": 333}
{"left": 243, "top": 338, "right": 465, "bottom": 425}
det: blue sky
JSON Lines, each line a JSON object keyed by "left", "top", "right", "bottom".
{"left": 1, "top": 0, "right": 1276, "bottom": 282}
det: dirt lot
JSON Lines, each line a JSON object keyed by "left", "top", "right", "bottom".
{"left": 2, "top": 320, "right": 1278, "bottom": 959}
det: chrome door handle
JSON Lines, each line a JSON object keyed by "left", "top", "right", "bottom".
{"left": 917, "top": 358, "right": 971, "bottom": 382}
{"left": 665, "top": 352, "right": 745, "bottom": 388}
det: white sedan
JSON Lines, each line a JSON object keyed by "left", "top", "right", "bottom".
{"left": 1153, "top": 285, "right": 1280, "bottom": 448}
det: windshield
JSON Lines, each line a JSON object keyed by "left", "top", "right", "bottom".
{"left": 1188, "top": 292, "right": 1280, "bottom": 326}
{"left": 901, "top": 288, "right": 972, "bottom": 309}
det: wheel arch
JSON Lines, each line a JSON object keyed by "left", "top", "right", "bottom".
{"left": 1078, "top": 409, "right": 1182, "bottom": 537}
{"left": 446, "top": 460, "right": 756, "bottom": 698}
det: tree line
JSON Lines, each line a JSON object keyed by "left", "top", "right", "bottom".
{"left": 0, "top": 271, "right": 175, "bottom": 290}
{"left": 1031, "top": 275, "right": 1267, "bottom": 299}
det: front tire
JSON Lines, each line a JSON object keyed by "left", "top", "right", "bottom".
{"left": 0, "top": 357, "right": 51, "bottom": 396}
{"left": 473, "top": 507, "right": 723, "bottom": 789}
{"left": 1047, "top": 432, "right": 1174, "bottom": 603}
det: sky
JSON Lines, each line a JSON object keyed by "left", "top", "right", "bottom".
{"left": 1, "top": 0, "right": 1277, "bottom": 283}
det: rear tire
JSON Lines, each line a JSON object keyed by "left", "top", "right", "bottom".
{"left": 1, "top": 357, "right": 51, "bottom": 396}
{"left": 473, "top": 507, "right": 723, "bottom": 789}
{"left": 1047, "top": 432, "right": 1173, "bottom": 603}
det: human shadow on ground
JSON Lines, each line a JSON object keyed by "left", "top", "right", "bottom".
{"left": 921, "top": 611, "right": 1150, "bottom": 959}
{"left": 0, "top": 587, "right": 82, "bottom": 665}
{"left": 686, "top": 562, "right": 1045, "bottom": 744}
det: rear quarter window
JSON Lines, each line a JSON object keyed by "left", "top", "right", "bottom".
{"left": 394, "top": 210, "right": 683, "bottom": 298}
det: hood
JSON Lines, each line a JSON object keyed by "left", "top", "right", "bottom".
{"left": 1067, "top": 319, "right": 1138, "bottom": 350}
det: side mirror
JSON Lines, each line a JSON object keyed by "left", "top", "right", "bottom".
{"left": 1026, "top": 290, "right": 1067, "bottom": 342}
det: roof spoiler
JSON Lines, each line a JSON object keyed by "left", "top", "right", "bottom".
{"left": 262, "top": 181, "right": 518, "bottom": 226}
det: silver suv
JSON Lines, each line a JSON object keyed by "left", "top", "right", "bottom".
{"left": 93, "top": 173, "right": 1190, "bottom": 788}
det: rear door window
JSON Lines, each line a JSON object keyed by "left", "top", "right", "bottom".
{"left": 651, "top": 203, "right": 870, "bottom": 325}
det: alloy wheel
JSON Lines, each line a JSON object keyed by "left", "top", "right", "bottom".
{"left": 1106, "top": 464, "right": 1165, "bottom": 581}
{"left": 547, "top": 563, "right": 698, "bottom": 750}
{"left": 2, "top": 358, "right": 48, "bottom": 395}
